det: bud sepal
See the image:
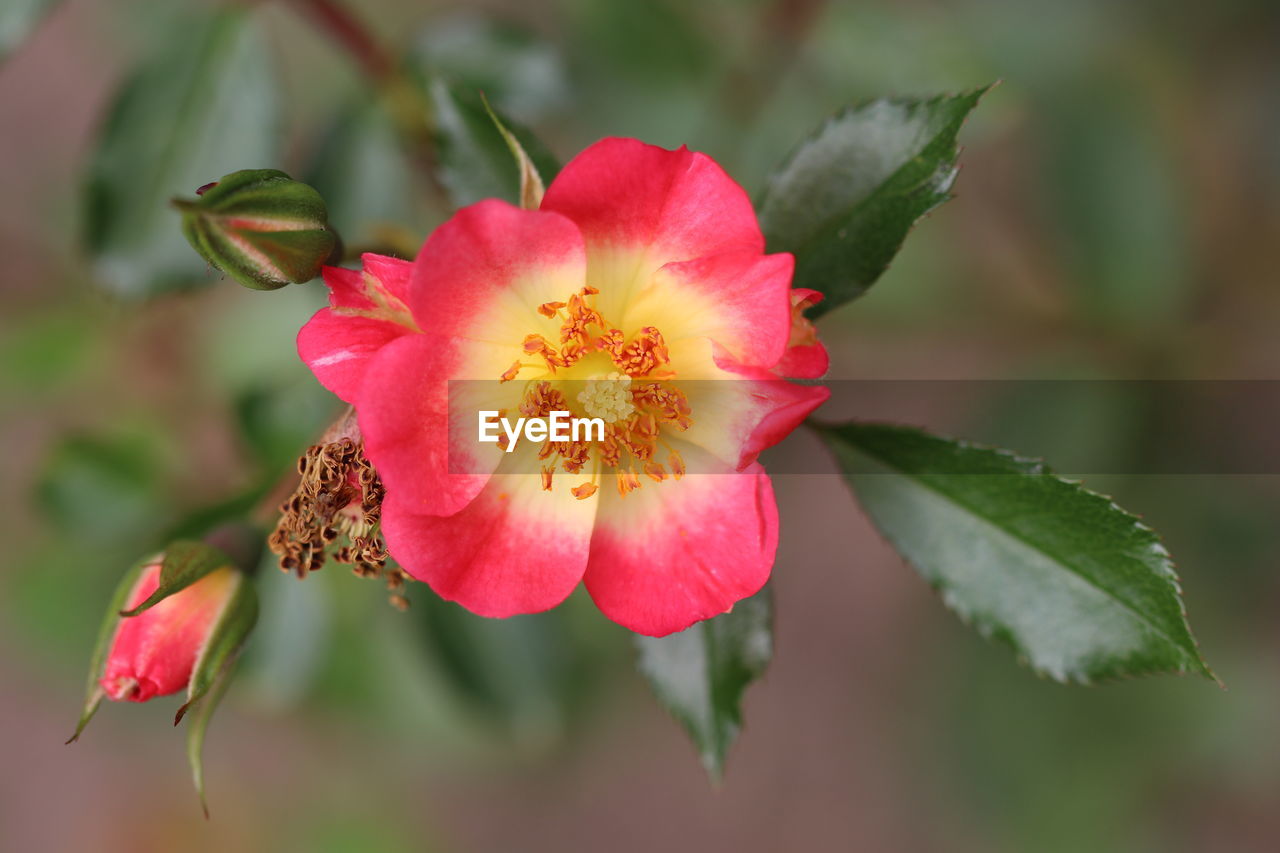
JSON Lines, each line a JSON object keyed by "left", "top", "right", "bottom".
{"left": 68, "top": 540, "right": 259, "bottom": 816}
{"left": 480, "top": 93, "right": 545, "bottom": 209}
{"left": 66, "top": 557, "right": 149, "bottom": 744}
{"left": 174, "top": 168, "right": 338, "bottom": 291}
{"left": 179, "top": 561, "right": 257, "bottom": 817}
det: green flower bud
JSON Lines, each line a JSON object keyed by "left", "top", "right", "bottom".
{"left": 174, "top": 169, "right": 338, "bottom": 291}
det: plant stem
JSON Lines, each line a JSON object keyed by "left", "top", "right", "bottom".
{"left": 288, "top": 0, "right": 448, "bottom": 206}
{"left": 291, "top": 0, "right": 396, "bottom": 84}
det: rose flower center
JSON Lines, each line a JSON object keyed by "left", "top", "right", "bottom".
{"left": 497, "top": 285, "right": 692, "bottom": 499}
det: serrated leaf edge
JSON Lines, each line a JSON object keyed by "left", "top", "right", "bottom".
{"left": 816, "top": 420, "right": 1217, "bottom": 686}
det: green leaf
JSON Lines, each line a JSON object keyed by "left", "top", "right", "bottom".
{"left": 409, "top": 15, "right": 568, "bottom": 123}
{"left": 174, "top": 169, "right": 337, "bottom": 290}
{"left": 233, "top": 379, "right": 339, "bottom": 474}
{"left": 413, "top": 591, "right": 589, "bottom": 745}
{"left": 161, "top": 482, "right": 273, "bottom": 544}
{"left": 428, "top": 79, "right": 559, "bottom": 208}
{"left": 119, "top": 540, "right": 234, "bottom": 617}
{"left": 35, "top": 430, "right": 169, "bottom": 542}
{"left": 817, "top": 422, "right": 1214, "bottom": 684}
{"left": 0, "top": 309, "right": 98, "bottom": 392}
{"left": 66, "top": 556, "right": 151, "bottom": 744}
{"left": 83, "top": 6, "right": 279, "bottom": 298}
{"left": 307, "top": 98, "right": 424, "bottom": 257}
{"left": 567, "top": 0, "right": 712, "bottom": 87}
{"left": 0, "top": 0, "right": 60, "bottom": 64}
{"left": 757, "top": 87, "right": 990, "bottom": 316}
{"left": 634, "top": 586, "right": 773, "bottom": 781}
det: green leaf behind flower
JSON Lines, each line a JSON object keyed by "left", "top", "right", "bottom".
{"left": 307, "top": 98, "right": 426, "bottom": 259}
{"left": 634, "top": 586, "right": 773, "bottom": 781}
{"left": 428, "top": 79, "right": 560, "bottom": 208}
{"left": 817, "top": 422, "right": 1214, "bottom": 684}
{"left": 83, "top": 6, "right": 279, "bottom": 298}
{"left": 758, "top": 87, "right": 989, "bottom": 316}
{"left": 36, "top": 430, "right": 169, "bottom": 542}
{"left": 413, "top": 592, "right": 596, "bottom": 748}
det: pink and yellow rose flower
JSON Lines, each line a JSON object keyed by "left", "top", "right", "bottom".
{"left": 299, "top": 138, "right": 828, "bottom": 636}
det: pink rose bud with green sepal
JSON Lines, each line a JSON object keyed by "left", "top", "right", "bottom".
{"left": 100, "top": 559, "right": 242, "bottom": 703}
{"left": 68, "top": 540, "right": 258, "bottom": 814}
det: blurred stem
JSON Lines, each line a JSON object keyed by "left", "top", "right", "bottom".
{"left": 291, "top": 0, "right": 397, "bottom": 85}
{"left": 287, "top": 0, "right": 448, "bottom": 206}
{"left": 715, "top": 0, "right": 828, "bottom": 129}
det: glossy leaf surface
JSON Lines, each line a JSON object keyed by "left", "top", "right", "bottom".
{"left": 83, "top": 7, "right": 279, "bottom": 298}
{"left": 819, "top": 422, "right": 1213, "bottom": 684}
{"left": 635, "top": 587, "right": 773, "bottom": 780}
{"left": 758, "top": 88, "right": 988, "bottom": 315}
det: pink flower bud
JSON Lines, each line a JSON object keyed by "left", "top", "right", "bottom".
{"left": 99, "top": 559, "right": 241, "bottom": 703}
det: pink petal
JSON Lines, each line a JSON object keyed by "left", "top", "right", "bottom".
{"left": 356, "top": 333, "right": 517, "bottom": 518}
{"left": 358, "top": 253, "right": 413, "bottom": 305}
{"left": 542, "top": 138, "right": 763, "bottom": 262}
{"left": 627, "top": 249, "right": 793, "bottom": 369}
{"left": 776, "top": 341, "right": 830, "bottom": 379}
{"left": 357, "top": 203, "right": 589, "bottom": 518}
{"left": 382, "top": 449, "right": 598, "bottom": 617}
{"left": 718, "top": 356, "right": 831, "bottom": 468}
{"left": 298, "top": 255, "right": 416, "bottom": 404}
{"left": 100, "top": 563, "right": 238, "bottom": 703}
{"left": 776, "top": 287, "right": 829, "bottom": 379}
{"left": 670, "top": 340, "right": 830, "bottom": 470}
{"left": 584, "top": 449, "right": 779, "bottom": 637}
{"left": 298, "top": 309, "right": 409, "bottom": 405}
{"left": 407, "top": 199, "right": 588, "bottom": 341}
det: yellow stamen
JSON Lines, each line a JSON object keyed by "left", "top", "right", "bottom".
{"left": 616, "top": 468, "right": 641, "bottom": 496}
{"left": 492, "top": 285, "right": 694, "bottom": 498}
{"left": 669, "top": 448, "right": 686, "bottom": 479}
{"left": 642, "top": 461, "right": 667, "bottom": 482}
{"left": 500, "top": 360, "right": 523, "bottom": 383}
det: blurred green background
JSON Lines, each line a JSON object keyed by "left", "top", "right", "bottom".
{"left": 2, "top": 0, "right": 1279, "bottom": 850}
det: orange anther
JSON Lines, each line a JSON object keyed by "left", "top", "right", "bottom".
{"left": 669, "top": 449, "right": 686, "bottom": 479}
